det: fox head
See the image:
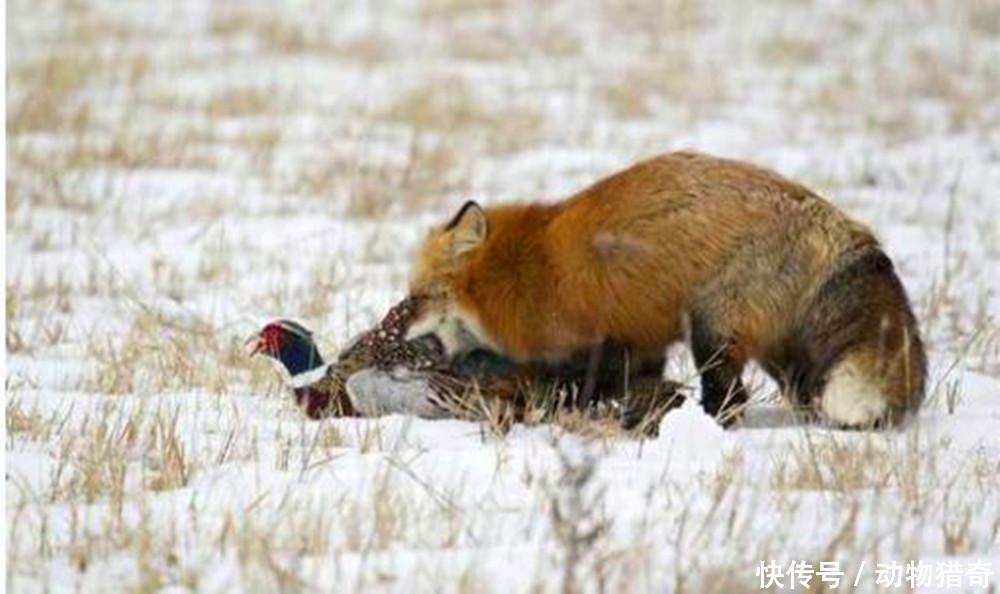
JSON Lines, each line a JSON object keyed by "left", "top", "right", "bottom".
{"left": 406, "top": 201, "right": 495, "bottom": 358}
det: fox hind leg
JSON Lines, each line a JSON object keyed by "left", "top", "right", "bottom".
{"left": 689, "top": 311, "right": 750, "bottom": 427}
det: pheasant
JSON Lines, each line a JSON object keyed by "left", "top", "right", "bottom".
{"left": 248, "top": 296, "right": 522, "bottom": 420}
{"left": 249, "top": 296, "right": 685, "bottom": 432}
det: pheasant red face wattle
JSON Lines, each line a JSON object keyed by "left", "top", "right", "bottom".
{"left": 249, "top": 322, "right": 298, "bottom": 358}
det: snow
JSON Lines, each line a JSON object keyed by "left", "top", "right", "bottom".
{"left": 6, "top": 0, "right": 1000, "bottom": 592}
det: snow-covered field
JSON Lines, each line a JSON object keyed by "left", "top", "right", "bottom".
{"left": 6, "top": 0, "right": 1000, "bottom": 591}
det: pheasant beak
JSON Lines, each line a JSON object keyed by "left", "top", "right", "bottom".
{"left": 245, "top": 333, "right": 265, "bottom": 357}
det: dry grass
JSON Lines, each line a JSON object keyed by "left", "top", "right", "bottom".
{"left": 205, "top": 87, "right": 280, "bottom": 119}
{"left": 85, "top": 310, "right": 259, "bottom": 396}
{"left": 8, "top": 53, "right": 100, "bottom": 133}
{"left": 6, "top": 398, "right": 54, "bottom": 442}
{"left": 386, "top": 84, "right": 543, "bottom": 154}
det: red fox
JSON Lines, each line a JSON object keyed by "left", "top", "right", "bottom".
{"left": 406, "top": 151, "right": 926, "bottom": 428}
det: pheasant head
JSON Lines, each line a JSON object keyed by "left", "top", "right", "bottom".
{"left": 249, "top": 296, "right": 458, "bottom": 418}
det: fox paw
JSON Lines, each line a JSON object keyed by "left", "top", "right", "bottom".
{"left": 620, "top": 379, "right": 687, "bottom": 436}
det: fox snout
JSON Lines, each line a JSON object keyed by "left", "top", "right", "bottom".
{"left": 405, "top": 299, "right": 484, "bottom": 360}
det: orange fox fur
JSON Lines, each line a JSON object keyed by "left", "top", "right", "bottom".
{"left": 408, "top": 151, "right": 926, "bottom": 427}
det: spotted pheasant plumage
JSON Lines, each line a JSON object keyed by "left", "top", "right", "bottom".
{"left": 339, "top": 296, "right": 442, "bottom": 373}
{"left": 290, "top": 296, "right": 486, "bottom": 418}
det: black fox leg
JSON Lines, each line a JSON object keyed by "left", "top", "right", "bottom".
{"left": 689, "top": 313, "right": 748, "bottom": 426}
{"left": 579, "top": 342, "right": 673, "bottom": 412}
{"left": 534, "top": 340, "right": 628, "bottom": 409}
{"left": 620, "top": 376, "right": 685, "bottom": 434}
{"left": 577, "top": 339, "right": 609, "bottom": 408}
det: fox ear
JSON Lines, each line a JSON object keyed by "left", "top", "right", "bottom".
{"left": 445, "top": 201, "right": 488, "bottom": 255}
